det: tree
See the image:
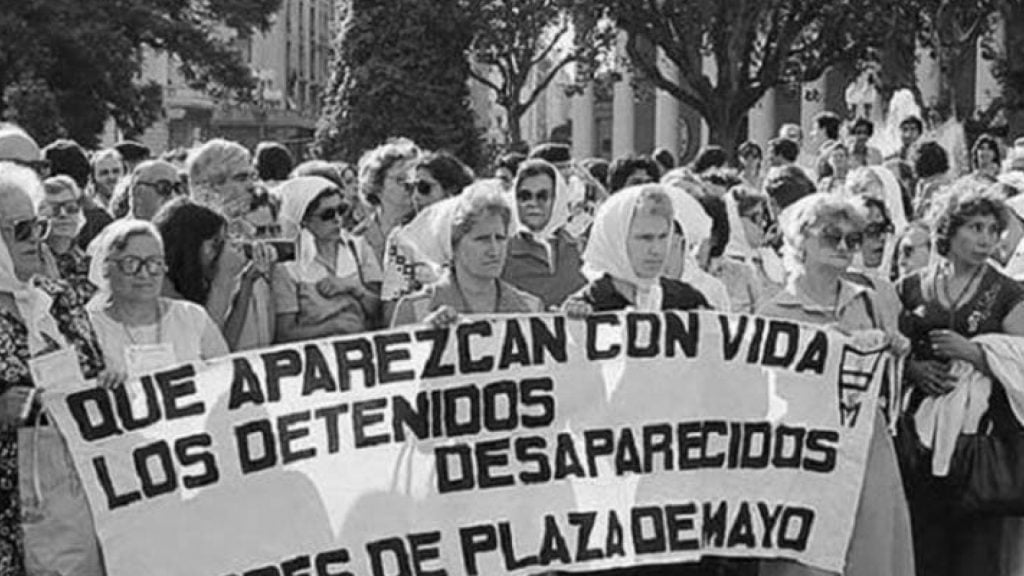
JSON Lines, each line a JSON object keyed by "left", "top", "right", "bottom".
{"left": 464, "top": 0, "right": 612, "bottom": 144}
{"left": 315, "top": 0, "right": 483, "bottom": 168}
{"left": 0, "top": 0, "right": 281, "bottom": 147}
{"left": 919, "top": 0, "right": 999, "bottom": 119}
{"left": 597, "top": 0, "right": 904, "bottom": 149}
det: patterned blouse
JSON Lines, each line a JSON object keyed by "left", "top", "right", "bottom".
{"left": 0, "top": 276, "right": 105, "bottom": 576}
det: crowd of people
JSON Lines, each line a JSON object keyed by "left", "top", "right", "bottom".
{"left": 2, "top": 105, "right": 1024, "bottom": 575}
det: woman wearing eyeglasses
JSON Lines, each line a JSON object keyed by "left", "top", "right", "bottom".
{"left": 86, "top": 219, "right": 228, "bottom": 376}
{"left": 37, "top": 175, "right": 95, "bottom": 301}
{"left": 378, "top": 152, "right": 474, "bottom": 319}
{"left": 896, "top": 190, "right": 1024, "bottom": 576}
{"left": 712, "top": 186, "right": 784, "bottom": 313}
{"left": 758, "top": 193, "right": 914, "bottom": 576}
{"left": 0, "top": 162, "right": 114, "bottom": 576}
{"left": 500, "top": 158, "right": 587, "bottom": 309}
{"left": 272, "top": 177, "right": 382, "bottom": 342}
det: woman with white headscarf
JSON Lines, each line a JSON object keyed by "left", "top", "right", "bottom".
{"left": 713, "top": 186, "right": 785, "bottom": 313}
{"left": 501, "top": 158, "right": 586, "bottom": 309}
{"left": 391, "top": 182, "right": 542, "bottom": 327}
{"left": 86, "top": 219, "right": 227, "bottom": 376}
{"left": 272, "top": 176, "right": 383, "bottom": 342}
{"left": 563, "top": 184, "right": 709, "bottom": 316}
{"left": 0, "top": 162, "right": 113, "bottom": 576}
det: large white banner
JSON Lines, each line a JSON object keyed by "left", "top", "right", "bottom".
{"left": 42, "top": 311, "right": 887, "bottom": 576}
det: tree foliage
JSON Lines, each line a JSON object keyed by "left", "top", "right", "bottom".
{"left": 597, "top": 0, "right": 904, "bottom": 149}
{"left": 464, "top": 0, "right": 612, "bottom": 144}
{"left": 315, "top": 0, "right": 483, "bottom": 169}
{"left": 0, "top": 0, "right": 281, "bottom": 147}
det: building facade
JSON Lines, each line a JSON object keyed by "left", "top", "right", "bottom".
{"left": 110, "top": 0, "right": 335, "bottom": 157}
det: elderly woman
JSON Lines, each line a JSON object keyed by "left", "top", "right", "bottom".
{"left": 392, "top": 184, "right": 542, "bottom": 327}
{"left": 0, "top": 162, "right": 112, "bottom": 576}
{"left": 86, "top": 219, "right": 228, "bottom": 376}
{"left": 291, "top": 160, "right": 366, "bottom": 232}
{"left": 896, "top": 190, "right": 1024, "bottom": 576}
{"left": 758, "top": 193, "right": 914, "bottom": 576}
{"left": 712, "top": 186, "right": 784, "bottom": 313}
{"left": 354, "top": 137, "right": 421, "bottom": 265}
{"left": 36, "top": 175, "right": 95, "bottom": 300}
{"left": 499, "top": 158, "right": 587, "bottom": 310}
{"left": 563, "top": 184, "right": 709, "bottom": 314}
{"left": 272, "top": 177, "right": 382, "bottom": 341}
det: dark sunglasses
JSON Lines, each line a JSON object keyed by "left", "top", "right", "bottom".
{"left": 9, "top": 217, "right": 50, "bottom": 242}
{"left": 817, "top": 228, "right": 863, "bottom": 251}
{"left": 254, "top": 224, "right": 282, "bottom": 237}
{"left": 136, "top": 180, "right": 183, "bottom": 197}
{"left": 742, "top": 210, "right": 772, "bottom": 231}
{"left": 44, "top": 199, "right": 82, "bottom": 216}
{"left": 107, "top": 255, "right": 166, "bottom": 276}
{"left": 405, "top": 180, "right": 435, "bottom": 196}
{"left": 864, "top": 222, "right": 894, "bottom": 239}
{"left": 313, "top": 204, "right": 350, "bottom": 222}
{"left": 516, "top": 189, "right": 551, "bottom": 204}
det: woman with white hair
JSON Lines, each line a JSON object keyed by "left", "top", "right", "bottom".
{"left": 758, "top": 193, "right": 913, "bottom": 576}
{"left": 391, "top": 183, "right": 542, "bottom": 327}
{"left": 86, "top": 219, "right": 228, "bottom": 376}
{"left": 0, "top": 162, "right": 115, "bottom": 576}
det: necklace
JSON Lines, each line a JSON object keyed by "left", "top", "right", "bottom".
{"left": 942, "top": 264, "right": 984, "bottom": 311}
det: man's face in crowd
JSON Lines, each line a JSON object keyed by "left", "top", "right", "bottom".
{"left": 209, "top": 160, "right": 258, "bottom": 220}
{"left": 94, "top": 154, "right": 124, "bottom": 199}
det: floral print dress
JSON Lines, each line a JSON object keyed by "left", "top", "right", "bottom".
{"left": 0, "top": 276, "right": 104, "bottom": 576}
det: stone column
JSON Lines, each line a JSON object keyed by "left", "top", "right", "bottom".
{"left": 654, "top": 49, "right": 680, "bottom": 156}
{"left": 800, "top": 76, "right": 827, "bottom": 133}
{"left": 976, "top": 13, "right": 1003, "bottom": 113}
{"left": 612, "top": 32, "right": 636, "bottom": 158}
{"left": 571, "top": 85, "right": 595, "bottom": 159}
{"left": 748, "top": 89, "right": 777, "bottom": 148}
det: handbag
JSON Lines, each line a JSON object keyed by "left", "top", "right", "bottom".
{"left": 944, "top": 382, "right": 1024, "bottom": 516}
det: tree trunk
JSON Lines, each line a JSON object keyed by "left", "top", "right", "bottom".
{"left": 703, "top": 100, "right": 748, "bottom": 159}
{"left": 506, "top": 106, "right": 525, "bottom": 148}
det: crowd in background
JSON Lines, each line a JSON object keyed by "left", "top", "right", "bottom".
{"left": 3, "top": 106, "right": 1024, "bottom": 576}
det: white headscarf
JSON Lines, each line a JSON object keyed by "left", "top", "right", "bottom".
{"left": 0, "top": 226, "right": 68, "bottom": 354}
{"left": 389, "top": 183, "right": 480, "bottom": 271}
{"left": 582, "top": 185, "right": 673, "bottom": 311}
{"left": 723, "top": 189, "right": 787, "bottom": 285}
{"left": 511, "top": 159, "right": 571, "bottom": 239}
{"left": 277, "top": 176, "right": 358, "bottom": 281}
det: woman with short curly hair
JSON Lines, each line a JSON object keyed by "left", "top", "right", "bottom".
{"left": 896, "top": 189, "right": 1024, "bottom": 576}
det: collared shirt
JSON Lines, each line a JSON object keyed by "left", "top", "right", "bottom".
{"left": 502, "top": 229, "right": 586, "bottom": 310}
{"left": 391, "top": 272, "right": 543, "bottom": 327}
{"left": 757, "top": 276, "right": 876, "bottom": 332}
